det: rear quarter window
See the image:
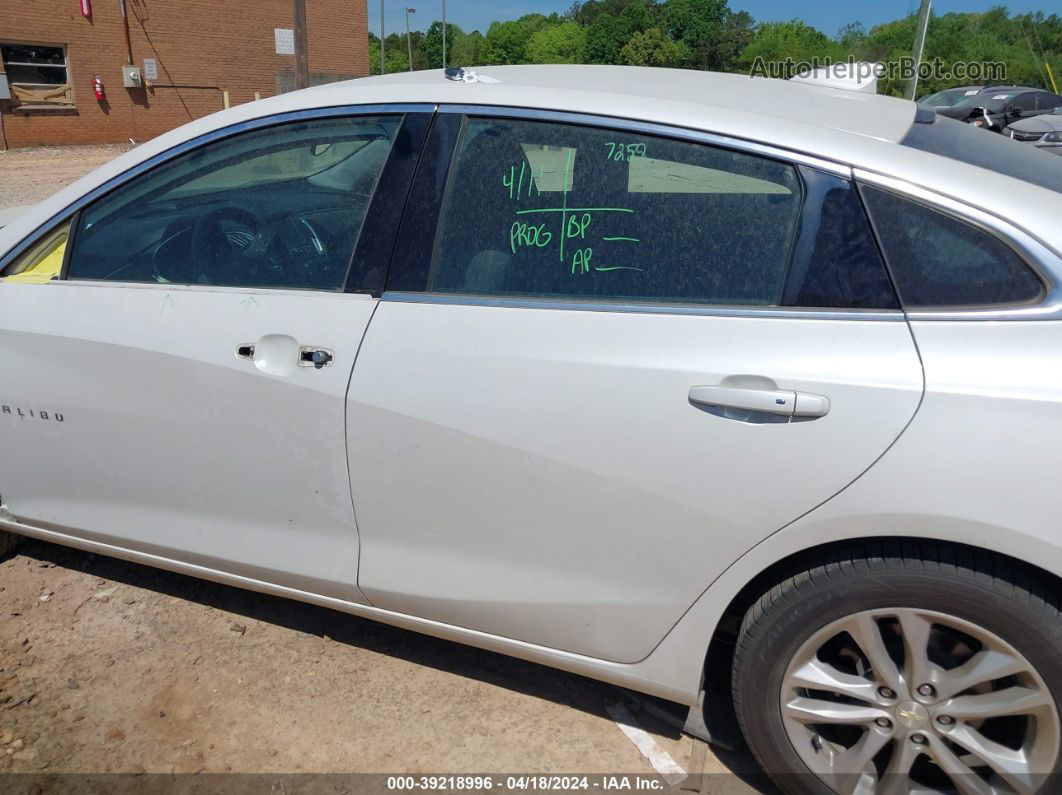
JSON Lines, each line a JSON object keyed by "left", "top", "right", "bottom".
{"left": 860, "top": 184, "right": 1043, "bottom": 308}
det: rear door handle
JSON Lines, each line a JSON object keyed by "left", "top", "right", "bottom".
{"left": 689, "top": 386, "right": 830, "bottom": 418}
{"left": 689, "top": 385, "right": 794, "bottom": 415}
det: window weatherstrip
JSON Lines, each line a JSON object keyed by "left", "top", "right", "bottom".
{"left": 0, "top": 103, "right": 438, "bottom": 274}
{"left": 381, "top": 291, "right": 904, "bottom": 321}
{"left": 854, "top": 168, "right": 1062, "bottom": 320}
{"left": 437, "top": 104, "right": 853, "bottom": 178}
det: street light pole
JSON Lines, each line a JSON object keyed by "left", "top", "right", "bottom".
{"left": 906, "top": 0, "right": 932, "bottom": 100}
{"left": 442, "top": 0, "right": 446, "bottom": 68}
{"left": 405, "top": 7, "right": 416, "bottom": 72}
{"left": 380, "top": 0, "right": 385, "bottom": 74}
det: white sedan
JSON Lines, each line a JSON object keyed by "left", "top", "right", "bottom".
{"left": 3, "top": 65, "right": 1062, "bottom": 795}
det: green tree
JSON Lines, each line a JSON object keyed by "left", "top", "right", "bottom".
{"left": 739, "top": 20, "right": 842, "bottom": 72}
{"left": 526, "top": 22, "right": 588, "bottom": 63}
{"left": 365, "top": 5, "right": 1062, "bottom": 93}
{"left": 368, "top": 34, "right": 382, "bottom": 75}
{"left": 719, "top": 10, "right": 756, "bottom": 71}
{"left": 582, "top": 0, "right": 657, "bottom": 64}
{"left": 450, "top": 30, "right": 486, "bottom": 66}
{"left": 658, "top": 0, "right": 753, "bottom": 70}
{"left": 836, "top": 21, "right": 867, "bottom": 55}
{"left": 482, "top": 14, "right": 552, "bottom": 64}
{"left": 421, "top": 21, "right": 466, "bottom": 69}
{"left": 619, "top": 27, "right": 690, "bottom": 67}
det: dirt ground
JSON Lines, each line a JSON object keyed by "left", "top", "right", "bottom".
{"left": 0, "top": 144, "right": 131, "bottom": 209}
{"left": 0, "top": 146, "right": 771, "bottom": 791}
{"left": 0, "top": 538, "right": 768, "bottom": 790}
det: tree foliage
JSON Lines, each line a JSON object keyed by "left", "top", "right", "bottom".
{"left": 526, "top": 22, "right": 588, "bottom": 64}
{"left": 738, "top": 20, "right": 843, "bottom": 70}
{"left": 366, "top": 4, "right": 1062, "bottom": 100}
{"left": 620, "top": 27, "right": 689, "bottom": 66}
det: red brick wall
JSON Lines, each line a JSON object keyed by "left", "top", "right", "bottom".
{"left": 0, "top": 0, "right": 369, "bottom": 148}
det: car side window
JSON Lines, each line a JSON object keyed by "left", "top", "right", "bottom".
{"left": 1038, "top": 93, "right": 1061, "bottom": 111}
{"left": 1, "top": 219, "right": 72, "bottom": 284}
{"left": 66, "top": 115, "right": 402, "bottom": 290}
{"left": 860, "top": 185, "right": 1043, "bottom": 308}
{"left": 1013, "top": 94, "right": 1038, "bottom": 113}
{"left": 430, "top": 117, "right": 802, "bottom": 306}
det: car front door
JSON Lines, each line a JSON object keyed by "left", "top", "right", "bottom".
{"left": 0, "top": 109, "right": 429, "bottom": 601}
{"left": 346, "top": 110, "right": 924, "bottom": 662}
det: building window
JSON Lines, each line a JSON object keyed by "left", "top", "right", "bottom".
{"left": 1, "top": 43, "right": 74, "bottom": 107}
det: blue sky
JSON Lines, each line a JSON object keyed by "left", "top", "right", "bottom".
{"left": 368, "top": 0, "right": 1055, "bottom": 37}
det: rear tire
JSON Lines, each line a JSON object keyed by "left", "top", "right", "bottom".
{"left": 0, "top": 530, "right": 21, "bottom": 558}
{"left": 731, "top": 541, "right": 1062, "bottom": 795}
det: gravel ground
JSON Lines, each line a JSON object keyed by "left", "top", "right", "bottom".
{"left": 0, "top": 144, "right": 772, "bottom": 791}
{"left": 0, "top": 144, "right": 131, "bottom": 209}
{"left": 0, "top": 538, "right": 770, "bottom": 791}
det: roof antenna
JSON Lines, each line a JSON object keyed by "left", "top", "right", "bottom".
{"left": 443, "top": 68, "right": 500, "bottom": 84}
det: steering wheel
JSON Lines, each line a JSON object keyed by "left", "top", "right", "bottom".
{"left": 183, "top": 206, "right": 265, "bottom": 285}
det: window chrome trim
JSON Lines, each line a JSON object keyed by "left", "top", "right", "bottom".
{"left": 0, "top": 103, "right": 438, "bottom": 274}
{"left": 437, "top": 104, "right": 853, "bottom": 178}
{"left": 854, "top": 168, "right": 1062, "bottom": 321}
{"left": 381, "top": 291, "right": 905, "bottom": 321}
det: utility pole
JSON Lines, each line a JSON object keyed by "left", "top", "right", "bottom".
{"left": 442, "top": 0, "right": 447, "bottom": 68}
{"left": 119, "top": 0, "right": 133, "bottom": 65}
{"left": 293, "top": 0, "right": 310, "bottom": 90}
{"left": 405, "top": 8, "right": 416, "bottom": 72}
{"left": 380, "top": 0, "right": 386, "bottom": 74}
{"left": 906, "top": 0, "right": 932, "bottom": 100}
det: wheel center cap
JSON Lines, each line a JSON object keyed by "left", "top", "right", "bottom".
{"left": 895, "top": 701, "right": 930, "bottom": 729}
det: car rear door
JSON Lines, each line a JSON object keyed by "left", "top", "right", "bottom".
{"left": 0, "top": 108, "right": 431, "bottom": 602}
{"left": 346, "top": 109, "right": 924, "bottom": 662}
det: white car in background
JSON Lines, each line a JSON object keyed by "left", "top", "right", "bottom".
{"left": 3, "top": 66, "right": 1062, "bottom": 795}
{"left": 1009, "top": 106, "right": 1062, "bottom": 155}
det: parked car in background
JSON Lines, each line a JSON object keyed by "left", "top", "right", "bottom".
{"left": 3, "top": 66, "right": 1062, "bottom": 794}
{"left": 1008, "top": 106, "right": 1062, "bottom": 155}
{"left": 932, "top": 86, "right": 1062, "bottom": 132}
{"left": 917, "top": 85, "right": 984, "bottom": 107}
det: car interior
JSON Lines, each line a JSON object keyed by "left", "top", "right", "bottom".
{"left": 66, "top": 118, "right": 399, "bottom": 291}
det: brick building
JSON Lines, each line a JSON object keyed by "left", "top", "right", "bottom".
{"left": 0, "top": 0, "right": 369, "bottom": 149}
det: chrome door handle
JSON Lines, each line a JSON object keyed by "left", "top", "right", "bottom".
{"left": 689, "top": 386, "right": 830, "bottom": 418}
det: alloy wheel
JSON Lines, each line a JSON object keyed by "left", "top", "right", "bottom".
{"left": 780, "top": 608, "right": 1060, "bottom": 794}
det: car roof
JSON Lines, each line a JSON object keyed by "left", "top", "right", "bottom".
{"left": 302, "top": 66, "right": 918, "bottom": 143}
{"left": 981, "top": 86, "right": 1048, "bottom": 93}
